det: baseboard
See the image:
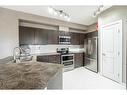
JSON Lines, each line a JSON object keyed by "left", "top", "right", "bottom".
{"left": 98, "top": 72, "right": 126, "bottom": 87}
{"left": 98, "top": 72, "right": 102, "bottom": 76}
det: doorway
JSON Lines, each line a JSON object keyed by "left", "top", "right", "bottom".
{"left": 100, "top": 20, "right": 122, "bottom": 83}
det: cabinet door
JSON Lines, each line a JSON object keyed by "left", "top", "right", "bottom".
{"left": 74, "top": 53, "right": 84, "bottom": 68}
{"left": 19, "top": 26, "right": 35, "bottom": 45}
{"left": 35, "top": 28, "right": 48, "bottom": 45}
{"left": 37, "top": 56, "right": 49, "bottom": 62}
{"left": 48, "top": 30, "right": 59, "bottom": 44}
{"left": 48, "top": 55, "right": 60, "bottom": 64}
{"left": 79, "top": 33, "right": 85, "bottom": 45}
{"left": 37, "top": 55, "right": 60, "bottom": 64}
{"left": 70, "top": 32, "right": 80, "bottom": 45}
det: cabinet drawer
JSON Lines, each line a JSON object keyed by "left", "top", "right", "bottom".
{"left": 37, "top": 56, "right": 49, "bottom": 62}
{"left": 37, "top": 55, "right": 60, "bottom": 64}
{"left": 48, "top": 55, "right": 60, "bottom": 64}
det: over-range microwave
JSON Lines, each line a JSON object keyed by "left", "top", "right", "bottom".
{"left": 59, "top": 36, "right": 71, "bottom": 44}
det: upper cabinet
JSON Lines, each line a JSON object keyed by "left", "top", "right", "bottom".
{"left": 19, "top": 26, "right": 58, "bottom": 45}
{"left": 79, "top": 33, "right": 85, "bottom": 45}
{"left": 19, "top": 26, "right": 85, "bottom": 45}
{"left": 48, "top": 30, "right": 59, "bottom": 44}
{"left": 70, "top": 32, "right": 80, "bottom": 45}
{"left": 19, "top": 26, "right": 35, "bottom": 45}
{"left": 70, "top": 32, "right": 85, "bottom": 45}
{"left": 35, "top": 28, "right": 48, "bottom": 45}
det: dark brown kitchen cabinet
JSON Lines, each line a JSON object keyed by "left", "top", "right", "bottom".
{"left": 37, "top": 55, "right": 49, "bottom": 62}
{"left": 70, "top": 32, "right": 80, "bottom": 45}
{"left": 48, "top": 30, "right": 59, "bottom": 44}
{"left": 19, "top": 26, "right": 35, "bottom": 45}
{"left": 48, "top": 55, "right": 60, "bottom": 64}
{"left": 35, "top": 28, "right": 48, "bottom": 45}
{"left": 79, "top": 33, "right": 85, "bottom": 45}
{"left": 19, "top": 25, "right": 85, "bottom": 45}
{"left": 37, "top": 55, "right": 60, "bottom": 64}
{"left": 74, "top": 53, "right": 84, "bottom": 68}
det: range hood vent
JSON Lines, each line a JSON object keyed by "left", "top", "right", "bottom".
{"left": 59, "top": 26, "right": 69, "bottom": 32}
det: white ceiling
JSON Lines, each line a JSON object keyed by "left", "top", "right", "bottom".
{"left": 2, "top": 6, "right": 111, "bottom": 25}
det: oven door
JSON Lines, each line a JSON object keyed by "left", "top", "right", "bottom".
{"left": 63, "top": 60, "right": 74, "bottom": 72}
{"left": 62, "top": 61, "right": 73, "bottom": 66}
{"left": 61, "top": 54, "right": 74, "bottom": 72}
{"left": 61, "top": 54, "right": 74, "bottom": 66}
{"left": 61, "top": 54, "right": 74, "bottom": 62}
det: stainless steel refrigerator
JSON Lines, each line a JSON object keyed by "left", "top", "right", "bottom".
{"left": 84, "top": 37, "right": 98, "bottom": 73}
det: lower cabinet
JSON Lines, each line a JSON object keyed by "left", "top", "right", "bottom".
{"left": 48, "top": 55, "right": 60, "bottom": 64}
{"left": 37, "top": 53, "right": 84, "bottom": 68}
{"left": 37, "top": 55, "right": 49, "bottom": 63}
{"left": 74, "top": 53, "right": 84, "bottom": 68}
{"left": 37, "top": 55, "right": 60, "bottom": 64}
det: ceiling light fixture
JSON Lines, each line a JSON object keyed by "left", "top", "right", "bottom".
{"left": 93, "top": 5, "right": 104, "bottom": 17}
{"left": 48, "top": 7, "right": 53, "bottom": 14}
{"left": 48, "top": 6, "right": 71, "bottom": 21}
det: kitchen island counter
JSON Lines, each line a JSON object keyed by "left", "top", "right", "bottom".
{"left": 0, "top": 62, "right": 63, "bottom": 89}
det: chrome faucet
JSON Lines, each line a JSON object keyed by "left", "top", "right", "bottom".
{"left": 13, "top": 47, "right": 23, "bottom": 63}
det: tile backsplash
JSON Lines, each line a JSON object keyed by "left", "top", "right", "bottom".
{"left": 22, "top": 45, "right": 84, "bottom": 54}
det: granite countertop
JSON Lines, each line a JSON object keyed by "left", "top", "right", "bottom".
{"left": 33, "top": 52, "right": 61, "bottom": 56}
{"left": 32, "top": 51, "right": 85, "bottom": 56}
{"left": 0, "top": 62, "right": 63, "bottom": 89}
{"left": 69, "top": 51, "right": 84, "bottom": 53}
{"left": 69, "top": 49, "right": 85, "bottom": 53}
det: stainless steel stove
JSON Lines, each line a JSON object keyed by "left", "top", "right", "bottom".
{"left": 57, "top": 48, "right": 74, "bottom": 72}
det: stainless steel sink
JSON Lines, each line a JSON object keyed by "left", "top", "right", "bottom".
{"left": 20, "top": 55, "right": 33, "bottom": 62}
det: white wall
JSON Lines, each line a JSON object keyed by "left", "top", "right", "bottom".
{"left": 0, "top": 8, "right": 19, "bottom": 59}
{"left": 98, "top": 6, "right": 127, "bottom": 84}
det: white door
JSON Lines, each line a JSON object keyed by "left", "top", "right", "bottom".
{"left": 101, "top": 20, "right": 122, "bottom": 83}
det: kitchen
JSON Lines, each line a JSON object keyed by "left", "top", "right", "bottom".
{"left": 19, "top": 22, "right": 88, "bottom": 71}
{"left": 0, "top": 6, "right": 126, "bottom": 89}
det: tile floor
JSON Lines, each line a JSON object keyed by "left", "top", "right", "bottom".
{"left": 63, "top": 67, "right": 126, "bottom": 89}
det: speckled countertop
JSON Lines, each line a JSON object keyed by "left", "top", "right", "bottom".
{"left": 0, "top": 62, "right": 63, "bottom": 89}
{"left": 32, "top": 50, "right": 84, "bottom": 56}
{"left": 34, "top": 52, "right": 61, "bottom": 56}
